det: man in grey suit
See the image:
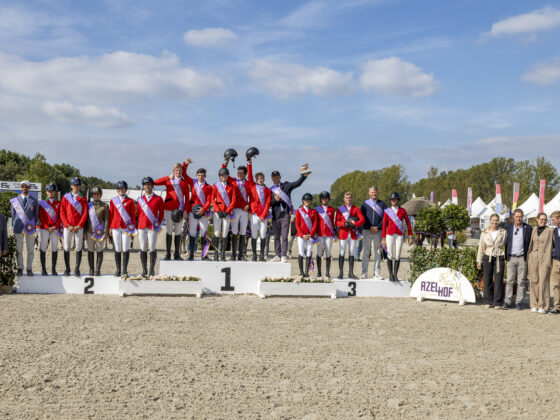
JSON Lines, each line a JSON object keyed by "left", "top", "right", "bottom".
{"left": 10, "top": 180, "right": 39, "bottom": 276}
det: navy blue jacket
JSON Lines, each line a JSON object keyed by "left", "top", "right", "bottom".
{"left": 10, "top": 195, "right": 39, "bottom": 234}
{"left": 360, "top": 199, "right": 387, "bottom": 230}
{"left": 270, "top": 176, "right": 307, "bottom": 220}
{"left": 552, "top": 227, "right": 560, "bottom": 261}
{"left": 504, "top": 222, "right": 532, "bottom": 261}
{"left": 0, "top": 214, "right": 8, "bottom": 253}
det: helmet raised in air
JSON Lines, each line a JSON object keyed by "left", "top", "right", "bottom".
{"left": 224, "top": 148, "right": 238, "bottom": 161}
{"left": 246, "top": 147, "right": 260, "bottom": 160}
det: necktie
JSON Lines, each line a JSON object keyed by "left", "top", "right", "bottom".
{"left": 23, "top": 197, "right": 27, "bottom": 207}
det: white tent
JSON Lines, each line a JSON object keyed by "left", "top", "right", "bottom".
{"left": 518, "top": 193, "right": 540, "bottom": 219}
{"left": 440, "top": 198, "right": 451, "bottom": 208}
{"left": 544, "top": 192, "right": 560, "bottom": 216}
{"left": 470, "top": 197, "right": 487, "bottom": 218}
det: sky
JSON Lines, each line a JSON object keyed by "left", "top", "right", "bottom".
{"left": 1, "top": 0, "right": 560, "bottom": 193}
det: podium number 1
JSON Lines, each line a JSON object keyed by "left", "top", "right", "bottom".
{"left": 221, "top": 267, "right": 234, "bottom": 291}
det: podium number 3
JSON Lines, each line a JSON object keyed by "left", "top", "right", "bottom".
{"left": 221, "top": 267, "right": 234, "bottom": 291}
{"left": 84, "top": 277, "right": 94, "bottom": 294}
{"left": 348, "top": 281, "right": 356, "bottom": 297}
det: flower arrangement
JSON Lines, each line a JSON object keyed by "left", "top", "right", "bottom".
{"left": 122, "top": 274, "right": 201, "bottom": 282}
{"left": 261, "top": 276, "right": 332, "bottom": 283}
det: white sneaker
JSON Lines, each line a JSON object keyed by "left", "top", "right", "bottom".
{"left": 374, "top": 274, "right": 382, "bottom": 280}
{"left": 359, "top": 274, "right": 368, "bottom": 279}
{"left": 538, "top": 309, "right": 547, "bottom": 314}
{"left": 270, "top": 256, "right": 280, "bottom": 262}
{"left": 531, "top": 308, "right": 538, "bottom": 313}
{"left": 281, "top": 256, "right": 288, "bottom": 263}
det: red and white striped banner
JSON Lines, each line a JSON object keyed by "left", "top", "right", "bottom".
{"left": 539, "top": 179, "right": 546, "bottom": 213}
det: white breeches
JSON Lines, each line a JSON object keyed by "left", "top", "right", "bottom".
{"left": 297, "top": 237, "right": 313, "bottom": 257}
{"left": 250, "top": 214, "right": 267, "bottom": 239}
{"left": 213, "top": 213, "right": 231, "bottom": 238}
{"left": 339, "top": 238, "right": 357, "bottom": 257}
{"left": 86, "top": 236, "right": 106, "bottom": 252}
{"left": 139, "top": 228, "right": 159, "bottom": 252}
{"left": 188, "top": 213, "right": 209, "bottom": 237}
{"left": 231, "top": 208, "right": 249, "bottom": 235}
{"left": 39, "top": 229, "right": 59, "bottom": 252}
{"left": 63, "top": 228, "right": 83, "bottom": 252}
{"left": 164, "top": 210, "right": 183, "bottom": 236}
{"left": 316, "top": 236, "right": 333, "bottom": 258}
{"left": 112, "top": 228, "right": 131, "bottom": 252}
{"left": 386, "top": 233, "right": 404, "bottom": 260}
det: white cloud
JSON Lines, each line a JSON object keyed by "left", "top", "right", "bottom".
{"left": 359, "top": 57, "right": 438, "bottom": 97}
{"left": 42, "top": 101, "right": 131, "bottom": 127}
{"left": 483, "top": 7, "right": 560, "bottom": 38}
{"left": 249, "top": 59, "right": 355, "bottom": 98}
{"left": 0, "top": 51, "right": 224, "bottom": 104}
{"left": 522, "top": 57, "right": 560, "bottom": 85}
{"left": 183, "top": 28, "right": 237, "bottom": 47}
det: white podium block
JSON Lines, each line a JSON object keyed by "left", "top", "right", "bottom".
{"left": 17, "top": 275, "right": 120, "bottom": 295}
{"left": 159, "top": 261, "right": 291, "bottom": 295}
{"left": 119, "top": 280, "right": 203, "bottom": 297}
{"left": 258, "top": 282, "right": 337, "bottom": 299}
{"left": 334, "top": 278, "right": 411, "bottom": 298}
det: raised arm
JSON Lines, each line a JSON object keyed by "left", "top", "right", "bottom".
{"left": 247, "top": 161, "right": 255, "bottom": 188}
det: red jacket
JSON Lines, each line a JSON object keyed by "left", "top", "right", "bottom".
{"left": 211, "top": 182, "right": 239, "bottom": 214}
{"left": 38, "top": 199, "right": 61, "bottom": 229}
{"left": 182, "top": 163, "right": 213, "bottom": 213}
{"left": 336, "top": 204, "right": 365, "bottom": 240}
{"left": 154, "top": 175, "right": 189, "bottom": 212}
{"left": 222, "top": 163, "right": 251, "bottom": 210}
{"left": 137, "top": 194, "right": 165, "bottom": 230}
{"left": 315, "top": 205, "right": 336, "bottom": 237}
{"left": 247, "top": 162, "right": 271, "bottom": 219}
{"left": 109, "top": 196, "right": 137, "bottom": 229}
{"left": 382, "top": 207, "right": 412, "bottom": 237}
{"left": 295, "top": 206, "right": 318, "bottom": 237}
{"left": 60, "top": 193, "right": 88, "bottom": 228}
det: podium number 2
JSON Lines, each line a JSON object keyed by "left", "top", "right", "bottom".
{"left": 221, "top": 267, "right": 234, "bottom": 291}
{"left": 84, "top": 277, "right": 94, "bottom": 294}
{"left": 348, "top": 281, "right": 356, "bottom": 297}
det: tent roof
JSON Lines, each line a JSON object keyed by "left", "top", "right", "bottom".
{"left": 440, "top": 198, "right": 452, "bottom": 208}
{"left": 470, "top": 197, "right": 487, "bottom": 218}
{"left": 401, "top": 197, "right": 435, "bottom": 216}
{"left": 544, "top": 192, "right": 560, "bottom": 215}
{"left": 518, "top": 193, "right": 540, "bottom": 218}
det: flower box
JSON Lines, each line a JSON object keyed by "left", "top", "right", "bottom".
{"left": 120, "top": 275, "right": 202, "bottom": 297}
{"left": 258, "top": 277, "right": 336, "bottom": 299}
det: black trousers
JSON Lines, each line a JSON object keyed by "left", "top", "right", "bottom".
{"left": 483, "top": 255, "right": 505, "bottom": 306}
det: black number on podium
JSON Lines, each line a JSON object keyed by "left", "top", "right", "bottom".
{"left": 348, "top": 281, "right": 356, "bottom": 297}
{"left": 221, "top": 267, "right": 234, "bottom": 291}
{"left": 84, "top": 277, "right": 95, "bottom": 294}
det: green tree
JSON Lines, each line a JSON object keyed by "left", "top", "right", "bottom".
{"left": 442, "top": 204, "right": 470, "bottom": 232}
{"left": 415, "top": 206, "right": 445, "bottom": 248}
{"left": 0, "top": 191, "right": 18, "bottom": 218}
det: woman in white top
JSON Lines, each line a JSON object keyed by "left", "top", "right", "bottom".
{"left": 476, "top": 213, "right": 507, "bottom": 309}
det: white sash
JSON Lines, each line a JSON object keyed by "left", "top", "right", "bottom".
{"left": 170, "top": 177, "right": 184, "bottom": 211}
{"left": 112, "top": 196, "right": 137, "bottom": 235}
{"left": 138, "top": 195, "right": 162, "bottom": 232}
{"left": 11, "top": 197, "right": 36, "bottom": 235}
{"left": 315, "top": 206, "right": 335, "bottom": 237}
{"left": 384, "top": 207, "right": 405, "bottom": 235}
{"left": 338, "top": 205, "right": 361, "bottom": 239}
{"left": 271, "top": 185, "right": 293, "bottom": 214}
{"left": 39, "top": 200, "right": 58, "bottom": 224}
{"left": 298, "top": 208, "right": 319, "bottom": 242}
{"left": 64, "top": 192, "right": 83, "bottom": 215}
{"left": 256, "top": 185, "right": 266, "bottom": 208}
{"left": 215, "top": 182, "right": 231, "bottom": 208}
{"left": 88, "top": 202, "right": 105, "bottom": 240}
{"left": 365, "top": 199, "right": 384, "bottom": 218}
{"left": 194, "top": 180, "right": 206, "bottom": 206}
{"left": 237, "top": 179, "right": 248, "bottom": 203}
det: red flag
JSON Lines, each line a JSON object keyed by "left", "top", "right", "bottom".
{"left": 539, "top": 180, "right": 546, "bottom": 213}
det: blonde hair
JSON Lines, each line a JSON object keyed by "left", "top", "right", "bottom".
{"left": 344, "top": 191, "right": 353, "bottom": 197}
{"left": 551, "top": 211, "right": 560, "bottom": 219}
{"left": 173, "top": 163, "right": 182, "bottom": 171}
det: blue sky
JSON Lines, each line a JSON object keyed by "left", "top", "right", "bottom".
{"left": 1, "top": 0, "right": 559, "bottom": 193}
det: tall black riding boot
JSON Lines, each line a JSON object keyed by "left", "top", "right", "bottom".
{"left": 251, "top": 238, "right": 258, "bottom": 261}
{"left": 74, "top": 250, "right": 82, "bottom": 277}
{"left": 387, "top": 259, "right": 394, "bottom": 281}
{"left": 122, "top": 251, "right": 130, "bottom": 276}
{"left": 40, "top": 250, "right": 48, "bottom": 275}
{"left": 140, "top": 251, "right": 148, "bottom": 276}
{"left": 88, "top": 251, "right": 95, "bottom": 276}
{"left": 348, "top": 256, "right": 357, "bottom": 279}
{"left": 173, "top": 235, "right": 183, "bottom": 260}
{"left": 51, "top": 251, "right": 58, "bottom": 276}
{"left": 114, "top": 252, "right": 122, "bottom": 277}
{"left": 298, "top": 256, "right": 305, "bottom": 277}
{"left": 213, "top": 237, "right": 220, "bottom": 261}
{"left": 188, "top": 235, "right": 196, "bottom": 261}
{"left": 259, "top": 238, "right": 266, "bottom": 261}
{"left": 394, "top": 259, "right": 401, "bottom": 282}
{"left": 164, "top": 234, "right": 172, "bottom": 260}
{"left": 63, "top": 251, "right": 70, "bottom": 276}
{"left": 316, "top": 256, "right": 322, "bottom": 277}
{"left": 304, "top": 256, "right": 311, "bottom": 278}
{"left": 149, "top": 251, "right": 157, "bottom": 276}
{"left": 338, "top": 257, "right": 345, "bottom": 279}
{"left": 325, "top": 257, "right": 331, "bottom": 278}
{"left": 238, "top": 235, "right": 246, "bottom": 261}
{"left": 230, "top": 234, "right": 238, "bottom": 261}
{"left": 220, "top": 238, "right": 227, "bottom": 261}
{"left": 95, "top": 251, "right": 103, "bottom": 276}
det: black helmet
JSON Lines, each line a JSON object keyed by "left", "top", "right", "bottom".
{"left": 246, "top": 146, "right": 259, "bottom": 160}
{"left": 319, "top": 191, "right": 330, "bottom": 200}
{"left": 45, "top": 183, "right": 57, "bottom": 192}
{"left": 218, "top": 167, "right": 229, "bottom": 177}
{"left": 224, "top": 148, "right": 238, "bottom": 161}
{"left": 142, "top": 176, "right": 154, "bottom": 185}
{"left": 116, "top": 180, "right": 128, "bottom": 190}
{"left": 302, "top": 193, "right": 313, "bottom": 201}
{"left": 171, "top": 209, "right": 183, "bottom": 223}
{"left": 91, "top": 186, "right": 103, "bottom": 195}
{"left": 70, "top": 177, "right": 82, "bottom": 186}
{"left": 191, "top": 204, "right": 203, "bottom": 219}
{"left": 389, "top": 192, "right": 400, "bottom": 201}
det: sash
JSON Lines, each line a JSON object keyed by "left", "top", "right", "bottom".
{"left": 237, "top": 179, "right": 248, "bottom": 204}
{"left": 256, "top": 185, "right": 272, "bottom": 220}
{"left": 194, "top": 180, "right": 211, "bottom": 217}
{"left": 138, "top": 195, "right": 162, "bottom": 232}
{"left": 88, "top": 202, "right": 105, "bottom": 241}
{"left": 10, "top": 197, "right": 36, "bottom": 235}
{"left": 64, "top": 192, "right": 83, "bottom": 215}
{"left": 170, "top": 177, "right": 184, "bottom": 211}
{"left": 365, "top": 199, "right": 384, "bottom": 219}
{"left": 112, "top": 196, "right": 137, "bottom": 235}
{"left": 215, "top": 182, "right": 235, "bottom": 220}
{"left": 271, "top": 185, "right": 293, "bottom": 214}
{"left": 39, "top": 200, "right": 62, "bottom": 237}
{"left": 384, "top": 207, "right": 406, "bottom": 235}
{"left": 338, "top": 205, "right": 361, "bottom": 240}
{"left": 297, "top": 208, "right": 319, "bottom": 243}
{"left": 315, "top": 206, "right": 335, "bottom": 237}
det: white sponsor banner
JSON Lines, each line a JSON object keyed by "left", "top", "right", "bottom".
{"left": 409, "top": 267, "right": 476, "bottom": 305}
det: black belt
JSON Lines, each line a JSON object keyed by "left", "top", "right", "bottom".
{"left": 510, "top": 254, "right": 524, "bottom": 258}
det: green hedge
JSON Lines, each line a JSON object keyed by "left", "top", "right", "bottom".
{"left": 1, "top": 235, "right": 18, "bottom": 287}
{"left": 409, "top": 246, "right": 481, "bottom": 285}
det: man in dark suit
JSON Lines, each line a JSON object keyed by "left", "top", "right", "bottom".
{"left": 0, "top": 213, "right": 8, "bottom": 257}
{"left": 503, "top": 208, "right": 532, "bottom": 309}
{"left": 11, "top": 180, "right": 39, "bottom": 276}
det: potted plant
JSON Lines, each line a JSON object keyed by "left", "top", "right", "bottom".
{"left": 120, "top": 274, "right": 203, "bottom": 297}
{"left": 258, "top": 276, "right": 337, "bottom": 299}
{"left": 0, "top": 236, "right": 17, "bottom": 294}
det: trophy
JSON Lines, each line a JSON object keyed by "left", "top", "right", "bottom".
{"left": 300, "top": 163, "right": 311, "bottom": 175}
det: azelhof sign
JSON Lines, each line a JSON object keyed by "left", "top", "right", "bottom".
{"left": 410, "top": 267, "right": 476, "bottom": 305}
